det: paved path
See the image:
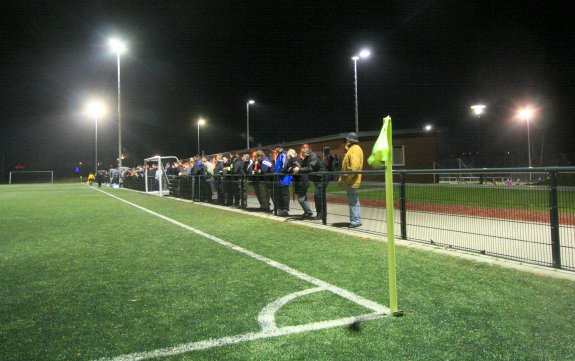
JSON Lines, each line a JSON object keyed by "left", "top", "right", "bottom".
{"left": 244, "top": 194, "right": 575, "bottom": 271}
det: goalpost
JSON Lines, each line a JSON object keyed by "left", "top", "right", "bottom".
{"left": 144, "top": 156, "right": 179, "bottom": 197}
{"left": 9, "top": 171, "right": 54, "bottom": 184}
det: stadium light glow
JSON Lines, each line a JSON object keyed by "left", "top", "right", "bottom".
{"left": 108, "top": 38, "right": 127, "bottom": 54}
{"left": 471, "top": 104, "right": 486, "bottom": 116}
{"left": 518, "top": 107, "right": 534, "bottom": 121}
{"left": 424, "top": 124, "right": 433, "bottom": 132}
{"left": 359, "top": 49, "right": 371, "bottom": 58}
{"left": 86, "top": 100, "right": 107, "bottom": 118}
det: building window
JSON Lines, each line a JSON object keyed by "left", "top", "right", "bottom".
{"left": 393, "top": 145, "right": 405, "bottom": 166}
{"left": 322, "top": 147, "right": 330, "bottom": 161}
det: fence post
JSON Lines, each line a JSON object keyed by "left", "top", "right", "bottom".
{"left": 191, "top": 176, "right": 195, "bottom": 202}
{"left": 549, "top": 170, "right": 562, "bottom": 269}
{"left": 322, "top": 173, "right": 328, "bottom": 225}
{"left": 241, "top": 174, "right": 245, "bottom": 209}
{"left": 399, "top": 173, "right": 407, "bottom": 240}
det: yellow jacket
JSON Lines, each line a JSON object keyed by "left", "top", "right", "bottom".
{"left": 87, "top": 173, "right": 95, "bottom": 180}
{"left": 339, "top": 143, "right": 363, "bottom": 188}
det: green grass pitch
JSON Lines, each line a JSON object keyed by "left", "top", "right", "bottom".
{"left": 1, "top": 184, "right": 574, "bottom": 360}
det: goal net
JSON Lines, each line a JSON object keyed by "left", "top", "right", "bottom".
{"left": 9, "top": 171, "right": 54, "bottom": 184}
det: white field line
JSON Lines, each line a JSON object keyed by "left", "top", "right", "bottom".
{"left": 96, "top": 312, "right": 387, "bottom": 361}
{"left": 92, "top": 188, "right": 390, "bottom": 315}
{"left": 89, "top": 187, "right": 390, "bottom": 360}
{"left": 258, "top": 287, "right": 325, "bottom": 332}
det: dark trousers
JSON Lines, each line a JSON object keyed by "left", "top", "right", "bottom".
{"left": 313, "top": 181, "right": 325, "bottom": 215}
{"left": 252, "top": 181, "right": 262, "bottom": 206}
{"left": 273, "top": 185, "right": 290, "bottom": 211}
{"left": 231, "top": 180, "right": 241, "bottom": 206}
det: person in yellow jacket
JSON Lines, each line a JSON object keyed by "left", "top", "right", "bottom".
{"left": 87, "top": 172, "right": 95, "bottom": 186}
{"left": 338, "top": 132, "right": 363, "bottom": 228}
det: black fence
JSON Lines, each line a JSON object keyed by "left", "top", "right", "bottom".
{"left": 122, "top": 167, "right": 575, "bottom": 272}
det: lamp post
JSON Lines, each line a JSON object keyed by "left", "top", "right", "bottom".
{"left": 352, "top": 49, "right": 370, "bottom": 133}
{"left": 246, "top": 100, "right": 255, "bottom": 149}
{"left": 86, "top": 100, "right": 107, "bottom": 174}
{"left": 518, "top": 107, "right": 534, "bottom": 182}
{"left": 197, "top": 118, "right": 205, "bottom": 155}
{"left": 471, "top": 104, "right": 486, "bottom": 166}
{"left": 109, "top": 38, "right": 126, "bottom": 178}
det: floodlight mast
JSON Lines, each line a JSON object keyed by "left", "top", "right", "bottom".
{"left": 352, "top": 49, "right": 370, "bottom": 133}
{"left": 247, "top": 100, "right": 255, "bottom": 149}
{"left": 197, "top": 118, "right": 206, "bottom": 155}
{"left": 86, "top": 101, "right": 106, "bottom": 174}
{"left": 109, "top": 38, "right": 126, "bottom": 183}
{"left": 471, "top": 104, "right": 486, "bottom": 165}
{"left": 518, "top": 107, "right": 535, "bottom": 182}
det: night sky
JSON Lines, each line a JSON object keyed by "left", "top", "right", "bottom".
{"left": 1, "top": 1, "right": 574, "bottom": 175}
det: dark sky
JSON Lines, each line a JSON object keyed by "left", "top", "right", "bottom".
{"left": 1, "top": 0, "right": 574, "bottom": 173}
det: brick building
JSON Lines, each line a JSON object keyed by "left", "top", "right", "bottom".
{"left": 223, "top": 128, "right": 441, "bottom": 173}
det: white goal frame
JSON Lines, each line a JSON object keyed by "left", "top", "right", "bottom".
{"left": 144, "top": 156, "right": 179, "bottom": 197}
{"left": 9, "top": 171, "right": 54, "bottom": 184}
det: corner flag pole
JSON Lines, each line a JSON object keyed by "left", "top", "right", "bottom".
{"left": 385, "top": 154, "right": 398, "bottom": 313}
{"left": 368, "top": 116, "right": 400, "bottom": 315}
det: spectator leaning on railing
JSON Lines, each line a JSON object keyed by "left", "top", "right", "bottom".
{"left": 292, "top": 144, "right": 326, "bottom": 219}
{"left": 255, "top": 150, "right": 274, "bottom": 212}
{"left": 339, "top": 132, "right": 363, "bottom": 228}
{"left": 273, "top": 144, "right": 292, "bottom": 217}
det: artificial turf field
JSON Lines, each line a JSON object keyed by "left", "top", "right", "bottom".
{"left": 1, "top": 184, "right": 575, "bottom": 360}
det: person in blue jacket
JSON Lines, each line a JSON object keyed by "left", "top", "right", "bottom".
{"left": 273, "top": 144, "right": 292, "bottom": 216}
{"left": 255, "top": 150, "right": 274, "bottom": 212}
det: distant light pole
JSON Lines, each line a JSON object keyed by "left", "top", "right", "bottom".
{"left": 109, "top": 38, "right": 127, "bottom": 176}
{"left": 197, "top": 118, "right": 206, "bottom": 155}
{"left": 471, "top": 105, "right": 486, "bottom": 165}
{"left": 86, "top": 100, "right": 107, "bottom": 174}
{"left": 424, "top": 124, "right": 433, "bottom": 132}
{"left": 352, "top": 49, "right": 370, "bottom": 133}
{"left": 246, "top": 100, "right": 255, "bottom": 149}
{"left": 518, "top": 107, "right": 534, "bottom": 182}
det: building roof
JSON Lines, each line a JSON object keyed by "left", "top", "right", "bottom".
{"left": 210, "top": 127, "right": 447, "bottom": 156}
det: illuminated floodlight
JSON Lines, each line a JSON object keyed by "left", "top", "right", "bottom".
{"left": 108, "top": 38, "right": 127, "bottom": 54}
{"left": 424, "top": 124, "right": 433, "bottom": 131}
{"left": 198, "top": 118, "right": 206, "bottom": 126}
{"left": 359, "top": 49, "right": 371, "bottom": 58}
{"left": 518, "top": 107, "right": 534, "bottom": 121}
{"left": 471, "top": 104, "right": 486, "bottom": 116}
{"left": 248, "top": 100, "right": 255, "bottom": 105}
{"left": 86, "top": 100, "right": 107, "bottom": 118}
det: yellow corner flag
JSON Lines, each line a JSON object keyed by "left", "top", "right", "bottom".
{"left": 369, "top": 116, "right": 400, "bottom": 314}
{"left": 367, "top": 116, "right": 392, "bottom": 168}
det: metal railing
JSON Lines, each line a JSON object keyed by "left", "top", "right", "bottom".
{"left": 121, "top": 167, "right": 575, "bottom": 271}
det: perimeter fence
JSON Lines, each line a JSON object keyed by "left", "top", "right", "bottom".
{"left": 122, "top": 167, "right": 575, "bottom": 272}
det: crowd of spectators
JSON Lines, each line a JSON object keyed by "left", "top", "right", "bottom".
{"left": 119, "top": 133, "right": 363, "bottom": 227}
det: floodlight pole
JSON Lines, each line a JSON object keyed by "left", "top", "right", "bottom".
{"left": 353, "top": 57, "right": 359, "bottom": 133}
{"left": 470, "top": 105, "right": 486, "bottom": 167}
{"left": 197, "top": 121, "right": 201, "bottom": 155}
{"left": 246, "top": 100, "right": 255, "bottom": 149}
{"left": 246, "top": 102, "right": 250, "bottom": 149}
{"left": 95, "top": 115, "right": 99, "bottom": 174}
{"left": 116, "top": 50, "right": 122, "bottom": 181}
{"left": 526, "top": 114, "right": 532, "bottom": 182}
